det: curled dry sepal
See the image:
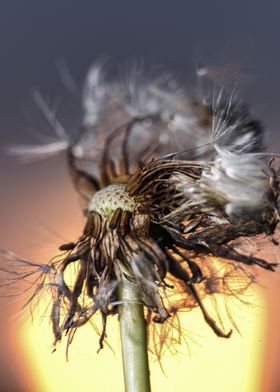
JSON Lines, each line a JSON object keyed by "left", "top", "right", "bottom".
{"left": 2, "top": 64, "right": 280, "bottom": 356}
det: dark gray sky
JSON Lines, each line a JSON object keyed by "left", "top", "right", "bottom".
{"left": 0, "top": 0, "right": 280, "bottom": 146}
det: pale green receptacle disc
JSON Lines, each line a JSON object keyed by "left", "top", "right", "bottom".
{"left": 88, "top": 184, "right": 137, "bottom": 218}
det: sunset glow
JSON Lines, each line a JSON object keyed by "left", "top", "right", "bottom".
{"left": 18, "top": 287, "right": 266, "bottom": 392}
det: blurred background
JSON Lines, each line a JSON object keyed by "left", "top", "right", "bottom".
{"left": 1, "top": 1, "right": 280, "bottom": 391}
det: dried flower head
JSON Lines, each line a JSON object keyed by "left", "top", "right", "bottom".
{"left": 2, "top": 64, "right": 280, "bottom": 356}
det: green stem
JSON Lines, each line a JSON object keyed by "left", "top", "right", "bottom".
{"left": 119, "top": 281, "right": 151, "bottom": 392}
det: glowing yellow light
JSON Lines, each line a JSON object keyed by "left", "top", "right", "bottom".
{"left": 18, "top": 286, "right": 266, "bottom": 392}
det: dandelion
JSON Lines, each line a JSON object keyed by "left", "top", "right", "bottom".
{"left": 2, "top": 63, "right": 280, "bottom": 392}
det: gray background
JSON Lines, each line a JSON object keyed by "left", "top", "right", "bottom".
{"left": 1, "top": 0, "right": 280, "bottom": 147}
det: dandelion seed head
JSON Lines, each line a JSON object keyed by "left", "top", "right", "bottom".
{"left": 3, "top": 61, "right": 280, "bottom": 357}
{"left": 201, "top": 154, "right": 270, "bottom": 213}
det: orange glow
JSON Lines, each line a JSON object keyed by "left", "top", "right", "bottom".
{"left": 17, "top": 287, "right": 266, "bottom": 392}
